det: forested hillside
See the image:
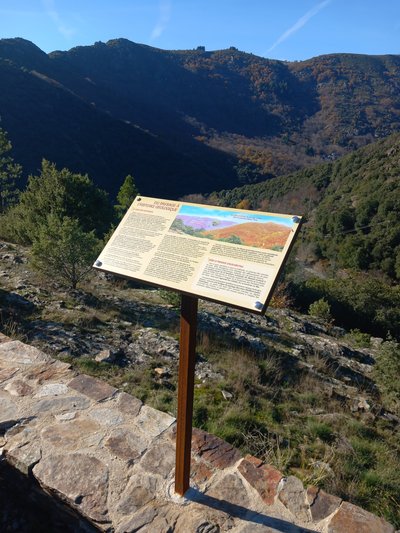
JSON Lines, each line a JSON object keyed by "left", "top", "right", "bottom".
{"left": 211, "top": 133, "right": 400, "bottom": 338}
{"left": 0, "top": 37, "right": 400, "bottom": 197}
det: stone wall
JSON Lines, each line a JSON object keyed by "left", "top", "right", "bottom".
{"left": 0, "top": 333, "right": 395, "bottom": 532}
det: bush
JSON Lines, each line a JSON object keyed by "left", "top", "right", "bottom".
{"left": 373, "top": 339, "right": 400, "bottom": 415}
{"left": 308, "top": 298, "right": 332, "bottom": 322}
{"left": 31, "top": 215, "right": 101, "bottom": 289}
{"left": 3, "top": 160, "right": 113, "bottom": 244}
{"left": 294, "top": 276, "right": 400, "bottom": 339}
{"left": 159, "top": 289, "right": 181, "bottom": 307}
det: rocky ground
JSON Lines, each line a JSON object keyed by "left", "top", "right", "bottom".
{"left": 0, "top": 240, "right": 399, "bottom": 528}
{"left": 0, "top": 240, "right": 395, "bottom": 425}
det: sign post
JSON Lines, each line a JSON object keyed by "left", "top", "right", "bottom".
{"left": 175, "top": 295, "right": 198, "bottom": 496}
{"left": 94, "top": 196, "right": 302, "bottom": 496}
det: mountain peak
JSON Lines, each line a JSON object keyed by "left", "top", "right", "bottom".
{"left": 0, "top": 37, "right": 48, "bottom": 68}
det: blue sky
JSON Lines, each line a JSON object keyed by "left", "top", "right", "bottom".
{"left": 0, "top": 1, "right": 399, "bottom": 61}
{"left": 178, "top": 205, "right": 294, "bottom": 227}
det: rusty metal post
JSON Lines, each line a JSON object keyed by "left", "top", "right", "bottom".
{"left": 175, "top": 294, "right": 198, "bottom": 496}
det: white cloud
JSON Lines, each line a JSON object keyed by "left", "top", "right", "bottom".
{"left": 42, "top": 0, "right": 76, "bottom": 38}
{"left": 267, "top": 0, "right": 331, "bottom": 53}
{"left": 150, "top": 0, "right": 172, "bottom": 41}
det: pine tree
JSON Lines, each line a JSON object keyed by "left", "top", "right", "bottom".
{"left": 115, "top": 174, "right": 139, "bottom": 219}
{"left": 0, "top": 128, "right": 22, "bottom": 213}
{"left": 3, "top": 160, "right": 113, "bottom": 243}
{"left": 31, "top": 215, "right": 101, "bottom": 289}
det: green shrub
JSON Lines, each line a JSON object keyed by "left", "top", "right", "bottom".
{"left": 308, "top": 298, "right": 332, "bottom": 322}
{"left": 373, "top": 339, "right": 400, "bottom": 415}
{"left": 159, "top": 289, "right": 181, "bottom": 307}
{"left": 346, "top": 329, "right": 371, "bottom": 347}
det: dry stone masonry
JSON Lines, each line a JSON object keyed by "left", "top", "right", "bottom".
{"left": 0, "top": 333, "right": 395, "bottom": 532}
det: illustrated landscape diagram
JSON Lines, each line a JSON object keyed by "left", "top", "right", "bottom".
{"left": 170, "top": 205, "right": 294, "bottom": 251}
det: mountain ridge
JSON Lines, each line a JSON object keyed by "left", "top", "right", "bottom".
{"left": 1, "top": 37, "right": 400, "bottom": 197}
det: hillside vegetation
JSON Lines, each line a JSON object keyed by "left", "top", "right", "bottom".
{"left": 206, "top": 133, "right": 400, "bottom": 339}
{"left": 0, "top": 127, "right": 399, "bottom": 526}
{"left": 1, "top": 38, "right": 400, "bottom": 197}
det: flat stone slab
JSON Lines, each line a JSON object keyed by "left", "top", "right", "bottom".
{"left": 40, "top": 418, "right": 102, "bottom": 450}
{"left": 191, "top": 427, "right": 242, "bottom": 470}
{"left": 35, "top": 383, "right": 69, "bottom": 397}
{"left": 0, "top": 367, "right": 19, "bottom": 383}
{"left": 238, "top": 456, "right": 282, "bottom": 506}
{"left": 0, "top": 397, "right": 19, "bottom": 426}
{"left": 327, "top": 501, "right": 395, "bottom": 533}
{"left": 69, "top": 374, "right": 117, "bottom": 401}
{"left": 4, "top": 379, "right": 33, "bottom": 396}
{"left": 33, "top": 453, "right": 110, "bottom": 524}
{"left": 23, "top": 360, "right": 71, "bottom": 384}
{"left": 307, "top": 486, "right": 342, "bottom": 521}
{"left": 29, "top": 395, "right": 91, "bottom": 415}
{"left": 0, "top": 340, "right": 52, "bottom": 365}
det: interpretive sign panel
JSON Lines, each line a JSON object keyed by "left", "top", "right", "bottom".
{"left": 94, "top": 196, "right": 302, "bottom": 313}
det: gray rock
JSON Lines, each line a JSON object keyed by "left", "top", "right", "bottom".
{"left": 88, "top": 407, "right": 124, "bottom": 426}
{"left": 140, "top": 441, "right": 175, "bottom": 478}
{"left": 278, "top": 476, "right": 310, "bottom": 522}
{"left": 6, "top": 440, "right": 42, "bottom": 474}
{"left": 115, "top": 505, "right": 158, "bottom": 533}
{"left": 116, "top": 474, "right": 158, "bottom": 516}
{"left": 95, "top": 349, "right": 117, "bottom": 363}
{"left": 307, "top": 486, "right": 342, "bottom": 521}
{"left": 68, "top": 374, "right": 117, "bottom": 401}
{"left": 0, "top": 397, "right": 19, "bottom": 426}
{"left": 34, "top": 383, "right": 69, "bottom": 397}
{"left": 33, "top": 453, "right": 110, "bottom": 524}
{"left": 4, "top": 379, "right": 33, "bottom": 396}
{"left": 206, "top": 473, "right": 250, "bottom": 515}
{"left": 29, "top": 395, "right": 91, "bottom": 415}
{"left": 0, "top": 341, "right": 51, "bottom": 365}
{"left": 104, "top": 428, "right": 145, "bottom": 461}
{"left": 135, "top": 405, "right": 174, "bottom": 440}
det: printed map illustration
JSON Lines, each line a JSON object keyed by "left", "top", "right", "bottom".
{"left": 170, "top": 205, "right": 294, "bottom": 251}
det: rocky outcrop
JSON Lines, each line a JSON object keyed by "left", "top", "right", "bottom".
{"left": 0, "top": 334, "right": 395, "bottom": 532}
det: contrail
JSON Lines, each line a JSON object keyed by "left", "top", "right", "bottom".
{"left": 150, "top": 0, "right": 172, "bottom": 41}
{"left": 267, "top": 0, "right": 331, "bottom": 53}
{"left": 42, "top": 0, "right": 76, "bottom": 38}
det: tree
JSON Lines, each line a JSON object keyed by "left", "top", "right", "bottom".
{"left": 31, "top": 215, "right": 101, "bottom": 290}
{"left": 114, "top": 174, "right": 139, "bottom": 219}
{"left": 0, "top": 128, "right": 22, "bottom": 213}
{"left": 3, "top": 160, "right": 113, "bottom": 243}
{"left": 308, "top": 298, "right": 333, "bottom": 322}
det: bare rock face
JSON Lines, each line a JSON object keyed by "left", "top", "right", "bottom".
{"left": 33, "top": 453, "right": 110, "bottom": 524}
